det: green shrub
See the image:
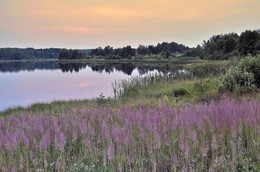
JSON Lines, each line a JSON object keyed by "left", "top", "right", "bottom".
{"left": 239, "top": 55, "right": 260, "bottom": 87}
{"left": 190, "top": 62, "right": 229, "bottom": 78}
{"left": 218, "top": 56, "right": 260, "bottom": 94}
{"left": 171, "top": 88, "right": 189, "bottom": 97}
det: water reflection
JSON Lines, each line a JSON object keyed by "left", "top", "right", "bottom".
{"left": 0, "top": 61, "right": 59, "bottom": 73}
{"left": 0, "top": 61, "right": 185, "bottom": 111}
{"left": 0, "top": 61, "right": 182, "bottom": 75}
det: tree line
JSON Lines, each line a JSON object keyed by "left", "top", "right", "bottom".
{"left": 89, "top": 42, "right": 189, "bottom": 59}
{"left": 0, "top": 48, "right": 91, "bottom": 60}
{"left": 58, "top": 49, "right": 86, "bottom": 60}
{"left": 1, "top": 29, "right": 259, "bottom": 61}
{"left": 0, "top": 48, "right": 61, "bottom": 60}
{"left": 186, "top": 30, "right": 260, "bottom": 60}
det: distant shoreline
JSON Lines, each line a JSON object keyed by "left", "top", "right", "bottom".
{"left": 0, "top": 56, "right": 203, "bottom": 64}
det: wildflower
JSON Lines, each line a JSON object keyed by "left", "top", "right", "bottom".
{"left": 107, "top": 141, "right": 115, "bottom": 160}
{"left": 55, "top": 132, "right": 66, "bottom": 152}
{"left": 55, "top": 159, "right": 61, "bottom": 171}
{"left": 40, "top": 131, "right": 50, "bottom": 151}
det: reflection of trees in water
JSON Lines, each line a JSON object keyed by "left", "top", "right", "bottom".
{"left": 90, "top": 64, "right": 107, "bottom": 73}
{"left": 59, "top": 63, "right": 87, "bottom": 73}
{"left": 0, "top": 62, "right": 59, "bottom": 73}
{"left": 0, "top": 61, "right": 184, "bottom": 75}
{"left": 113, "top": 63, "right": 135, "bottom": 75}
{"left": 87, "top": 63, "right": 135, "bottom": 75}
{"left": 137, "top": 64, "right": 181, "bottom": 75}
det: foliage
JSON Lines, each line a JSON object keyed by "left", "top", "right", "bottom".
{"left": 0, "top": 48, "right": 61, "bottom": 60}
{"left": 112, "top": 71, "right": 193, "bottom": 99}
{"left": 238, "top": 55, "right": 260, "bottom": 87}
{"left": 202, "top": 33, "right": 239, "bottom": 60}
{"left": 0, "top": 98, "right": 259, "bottom": 171}
{"left": 219, "top": 56, "right": 260, "bottom": 94}
{"left": 187, "top": 29, "right": 260, "bottom": 60}
{"left": 90, "top": 42, "right": 189, "bottom": 59}
{"left": 59, "top": 49, "right": 86, "bottom": 60}
{"left": 171, "top": 88, "right": 189, "bottom": 97}
{"left": 189, "top": 62, "right": 230, "bottom": 78}
{"left": 96, "top": 93, "right": 108, "bottom": 106}
{"left": 61, "top": 30, "right": 260, "bottom": 60}
{"left": 193, "top": 78, "right": 211, "bottom": 94}
{"left": 239, "top": 30, "right": 260, "bottom": 56}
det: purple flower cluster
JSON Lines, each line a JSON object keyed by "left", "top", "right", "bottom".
{"left": 0, "top": 97, "right": 259, "bottom": 171}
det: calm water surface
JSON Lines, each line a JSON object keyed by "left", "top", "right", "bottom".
{"left": 0, "top": 61, "right": 173, "bottom": 111}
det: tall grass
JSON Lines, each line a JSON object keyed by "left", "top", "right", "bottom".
{"left": 112, "top": 71, "right": 193, "bottom": 99}
{"left": 112, "top": 61, "right": 230, "bottom": 100}
{"left": 0, "top": 97, "right": 259, "bottom": 171}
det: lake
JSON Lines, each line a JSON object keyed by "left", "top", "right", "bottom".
{"left": 0, "top": 61, "right": 181, "bottom": 111}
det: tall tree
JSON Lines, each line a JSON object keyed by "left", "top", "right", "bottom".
{"left": 239, "top": 30, "right": 260, "bottom": 55}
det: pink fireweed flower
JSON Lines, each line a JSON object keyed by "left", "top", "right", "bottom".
{"left": 54, "top": 132, "right": 66, "bottom": 152}
{"left": 87, "top": 122, "right": 95, "bottom": 137}
{"left": 211, "top": 134, "right": 218, "bottom": 151}
{"left": 55, "top": 159, "right": 61, "bottom": 171}
{"left": 107, "top": 141, "right": 115, "bottom": 161}
{"left": 172, "top": 154, "right": 178, "bottom": 166}
{"left": 4, "top": 131, "right": 17, "bottom": 151}
{"left": 11, "top": 167, "right": 16, "bottom": 172}
{"left": 154, "top": 132, "right": 161, "bottom": 149}
{"left": 101, "top": 120, "right": 110, "bottom": 139}
{"left": 85, "top": 136, "right": 92, "bottom": 151}
{"left": 29, "top": 150, "right": 34, "bottom": 161}
{"left": 79, "top": 121, "right": 88, "bottom": 135}
{"left": 112, "top": 126, "right": 126, "bottom": 145}
{"left": 72, "top": 130, "right": 78, "bottom": 142}
{"left": 40, "top": 131, "right": 50, "bottom": 152}
{"left": 19, "top": 155, "right": 24, "bottom": 170}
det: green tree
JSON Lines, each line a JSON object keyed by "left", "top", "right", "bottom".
{"left": 104, "top": 46, "right": 114, "bottom": 56}
{"left": 137, "top": 45, "right": 149, "bottom": 55}
{"left": 239, "top": 30, "right": 260, "bottom": 56}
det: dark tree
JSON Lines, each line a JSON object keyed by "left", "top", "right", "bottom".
{"left": 239, "top": 30, "right": 260, "bottom": 55}
{"left": 137, "top": 45, "right": 149, "bottom": 55}
{"left": 59, "top": 49, "right": 85, "bottom": 60}
{"left": 104, "top": 46, "right": 114, "bottom": 56}
{"left": 121, "top": 46, "right": 135, "bottom": 58}
{"left": 0, "top": 48, "right": 61, "bottom": 60}
{"left": 148, "top": 45, "right": 158, "bottom": 54}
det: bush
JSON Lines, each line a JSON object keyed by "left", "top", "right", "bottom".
{"left": 172, "top": 88, "right": 189, "bottom": 97}
{"left": 190, "top": 62, "right": 229, "bottom": 78}
{"left": 219, "top": 56, "right": 260, "bottom": 94}
{"left": 239, "top": 55, "right": 260, "bottom": 87}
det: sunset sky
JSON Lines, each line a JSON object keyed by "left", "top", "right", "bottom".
{"left": 0, "top": 0, "right": 260, "bottom": 49}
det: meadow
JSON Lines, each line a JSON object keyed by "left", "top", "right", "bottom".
{"left": 0, "top": 97, "right": 259, "bottom": 171}
{"left": 0, "top": 56, "right": 260, "bottom": 171}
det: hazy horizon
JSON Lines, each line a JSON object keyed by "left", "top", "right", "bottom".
{"left": 1, "top": 0, "right": 260, "bottom": 49}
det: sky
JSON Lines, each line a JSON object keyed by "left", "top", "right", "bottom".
{"left": 0, "top": 0, "right": 260, "bottom": 49}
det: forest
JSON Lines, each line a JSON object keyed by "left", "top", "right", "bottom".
{"left": 1, "top": 29, "right": 260, "bottom": 61}
{"left": 89, "top": 42, "right": 189, "bottom": 58}
{"left": 0, "top": 48, "right": 61, "bottom": 60}
{"left": 187, "top": 30, "right": 260, "bottom": 59}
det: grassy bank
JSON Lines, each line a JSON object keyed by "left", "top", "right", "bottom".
{"left": 58, "top": 56, "right": 204, "bottom": 65}
{"left": 0, "top": 59, "right": 58, "bottom": 63}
